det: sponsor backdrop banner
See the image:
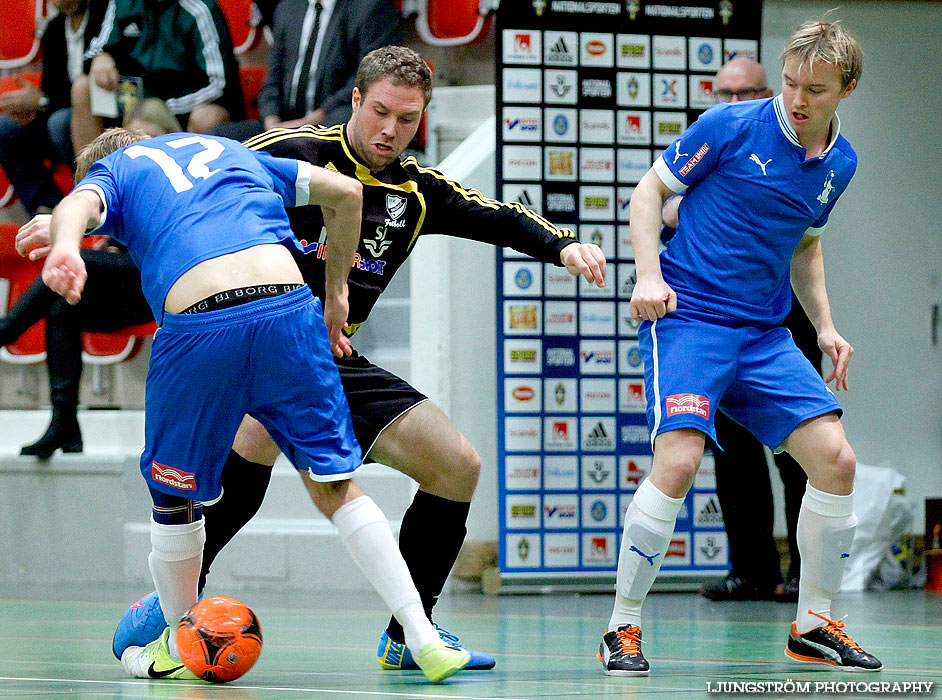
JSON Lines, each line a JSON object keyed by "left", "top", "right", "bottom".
{"left": 496, "top": 0, "right": 762, "bottom": 580}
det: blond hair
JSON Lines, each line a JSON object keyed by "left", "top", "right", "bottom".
{"left": 780, "top": 19, "right": 863, "bottom": 88}
{"left": 75, "top": 127, "right": 149, "bottom": 181}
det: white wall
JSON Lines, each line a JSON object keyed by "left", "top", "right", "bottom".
{"left": 419, "top": 1, "right": 942, "bottom": 542}
{"left": 763, "top": 1, "right": 942, "bottom": 532}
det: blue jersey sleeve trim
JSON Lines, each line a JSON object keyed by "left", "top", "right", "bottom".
{"left": 295, "top": 160, "right": 312, "bottom": 207}
{"left": 805, "top": 224, "right": 826, "bottom": 237}
{"left": 72, "top": 183, "right": 109, "bottom": 235}
{"left": 653, "top": 156, "right": 686, "bottom": 193}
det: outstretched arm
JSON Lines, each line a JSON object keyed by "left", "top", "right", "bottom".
{"left": 42, "top": 190, "right": 103, "bottom": 305}
{"left": 791, "top": 234, "right": 853, "bottom": 390}
{"left": 304, "top": 166, "right": 363, "bottom": 357}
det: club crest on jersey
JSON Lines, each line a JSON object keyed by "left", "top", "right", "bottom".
{"left": 385, "top": 194, "right": 407, "bottom": 228}
{"left": 151, "top": 461, "right": 196, "bottom": 491}
{"left": 666, "top": 393, "right": 710, "bottom": 418}
{"left": 817, "top": 170, "right": 835, "bottom": 205}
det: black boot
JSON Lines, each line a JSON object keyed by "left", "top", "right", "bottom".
{"left": 21, "top": 298, "right": 84, "bottom": 459}
{"left": 20, "top": 408, "right": 83, "bottom": 458}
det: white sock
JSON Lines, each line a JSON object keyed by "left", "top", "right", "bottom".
{"left": 148, "top": 518, "right": 205, "bottom": 658}
{"left": 609, "top": 479, "right": 684, "bottom": 631}
{"left": 332, "top": 496, "right": 438, "bottom": 650}
{"left": 795, "top": 484, "right": 856, "bottom": 635}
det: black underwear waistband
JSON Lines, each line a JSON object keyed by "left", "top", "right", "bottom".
{"left": 180, "top": 283, "right": 305, "bottom": 314}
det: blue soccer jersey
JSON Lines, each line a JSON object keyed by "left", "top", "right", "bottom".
{"left": 74, "top": 133, "right": 313, "bottom": 321}
{"left": 653, "top": 94, "right": 857, "bottom": 326}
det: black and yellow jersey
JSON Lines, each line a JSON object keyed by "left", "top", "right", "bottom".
{"left": 243, "top": 124, "right": 576, "bottom": 336}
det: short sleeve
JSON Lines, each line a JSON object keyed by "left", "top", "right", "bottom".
{"left": 73, "top": 161, "right": 118, "bottom": 237}
{"left": 653, "top": 103, "right": 733, "bottom": 193}
{"left": 254, "top": 150, "right": 311, "bottom": 208}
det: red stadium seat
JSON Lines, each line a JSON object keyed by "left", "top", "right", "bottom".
{"left": 0, "top": 167, "right": 15, "bottom": 209}
{"left": 50, "top": 164, "right": 73, "bottom": 196}
{"left": 0, "top": 0, "right": 44, "bottom": 69}
{"left": 424, "top": 0, "right": 492, "bottom": 45}
{"left": 0, "top": 223, "right": 46, "bottom": 363}
{"left": 82, "top": 321, "right": 157, "bottom": 366}
{"left": 217, "top": 0, "right": 261, "bottom": 55}
{"left": 239, "top": 64, "right": 267, "bottom": 121}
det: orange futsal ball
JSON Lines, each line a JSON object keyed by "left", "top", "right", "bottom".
{"left": 176, "top": 596, "right": 262, "bottom": 683}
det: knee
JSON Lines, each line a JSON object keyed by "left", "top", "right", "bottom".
{"left": 0, "top": 116, "right": 19, "bottom": 149}
{"left": 655, "top": 452, "right": 700, "bottom": 497}
{"left": 305, "top": 478, "right": 350, "bottom": 518}
{"left": 232, "top": 416, "right": 279, "bottom": 465}
{"left": 824, "top": 441, "right": 856, "bottom": 487}
{"left": 71, "top": 76, "right": 91, "bottom": 112}
{"left": 454, "top": 441, "right": 481, "bottom": 491}
{"left": 186, "top": 104, "right": 230, "bottom": 134}
{"left": 46, "top": 297, "right": 76, "bottom": 323}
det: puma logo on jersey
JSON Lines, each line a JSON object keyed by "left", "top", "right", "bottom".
{"left": 672, "top": 142, "right": 689, "bottom": 164}
{"left": 749, "top": 153, "right": 771, "bottom": 175}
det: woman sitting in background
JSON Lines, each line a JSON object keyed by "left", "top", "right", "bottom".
{"left": 0, "top": 99, "right": 178, "bottom": 457}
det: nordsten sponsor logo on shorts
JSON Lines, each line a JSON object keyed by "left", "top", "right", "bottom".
{"left": 151, "top": 461, "right": 196, "bottom": 491}
{"left": 679, "top": 143, "right": 709, "bottom": 176}
{"left": 666, "top": 393, "right": 710, "bottom": 418}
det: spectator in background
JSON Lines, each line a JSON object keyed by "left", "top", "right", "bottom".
{"left": 661, "top": 57, "right": 815, "bottom": 604}
{"left": 214, "top": 0, "right": 402, "bottom": 142}
{"left": 0, "top": 0, "right": 106, "bottom": 218}
{"left": 70, "top": 0, "right": 244, "bottom": 153}
{"left": 3, "top": 99, "right": 178, "bottom": 459}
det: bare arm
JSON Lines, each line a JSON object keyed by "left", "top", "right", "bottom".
{"left": 629, "top": 167, "right": 678, "bottom": 321}
{"left": 304, "top": 166, "right": 363, "bottom": 356}
{"left": 791, "top": 233, "right": 853, "bottom": 390}
{"left": 41, "top": 190, "right": 104, "bottom": 304}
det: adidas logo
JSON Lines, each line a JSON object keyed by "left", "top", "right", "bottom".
{"left": 583, "top": 422, "right": 613, "bottom": 449}
{"left": 548, "top": 37, "right": 574, "bottom": 64}
{"left": 695, "top": 496, "right": 723, "bottom": 526}
{"left": 516, "top": 189, "right": 535, "bottom": 208}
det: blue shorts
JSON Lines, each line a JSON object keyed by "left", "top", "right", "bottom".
{"left": 639, "top": 309, "right": 841, "bottom": 451}
{"left": 142, "top": 287, "right": 361, "bottom": 502}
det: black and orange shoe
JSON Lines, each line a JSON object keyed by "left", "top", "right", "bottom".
{"left": 785, "top": 612, "right": 882, "bottom": 672}
{"left": 598, "top": 624, "right": 649, "bottom": 676}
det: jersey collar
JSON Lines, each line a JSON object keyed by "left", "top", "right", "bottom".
{"left": 772, "top": 93, "right": 842, "bottom": 159}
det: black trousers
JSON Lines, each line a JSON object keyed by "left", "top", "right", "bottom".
{"left": 712, "top": 302, "right": 821, "bottom": 585}
{"left": 1, "top": 248, "right": 153, "bottom": 413}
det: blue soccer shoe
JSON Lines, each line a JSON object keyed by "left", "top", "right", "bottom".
{"left": 378, "top": 624, "right": 495, "bottom": 670}
{"left": 113, "top": 591, "right": 167, "bottom": 659}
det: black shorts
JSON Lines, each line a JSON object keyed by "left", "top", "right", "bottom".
{"left": 335, "top": 349, "right": 427, "bottom": 461}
